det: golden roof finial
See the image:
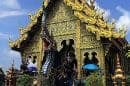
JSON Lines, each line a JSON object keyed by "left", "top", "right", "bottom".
{"left": 115, "top": 55, "right": 123, "bottom": 73}
{"left": 112, "top": 54, "right": 126, "bottom": 86}
{"left": 86, "top": 0, "right": 95, "bottom": 9}
{"left": 44, "top": 0, "right": 50, "bottom": 8}
{"left": 112, "top": 54, "right": 126, "bottom": 80}
{"left": 90, "top": 0, "right": 95, "bottom": 9}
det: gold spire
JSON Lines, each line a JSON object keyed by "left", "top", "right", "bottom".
{"left": 112, "top": 54, "right": 126, "bottom": 86}
{"left": 114, "top": 55, "right": 124, "bottom": 78}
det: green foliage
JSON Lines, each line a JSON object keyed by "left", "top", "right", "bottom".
{"left": 127, "top": 75, "right": 130, "bottom": 80}
{"left": 16, "top": 74, "right": 33, "bottom": 86}
{"left": 85, "top": 71, "right": 103, "bottom": 86}
{"left": 126, "top": 50, "right": 130, "bottom": 58}
{"left": 0, "top": 81, "right": 4, "bottom": 86}
{"left": 126, "top": 75, "right": 130, "bottom": 86}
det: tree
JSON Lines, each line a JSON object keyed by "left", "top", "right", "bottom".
{"left": 85, "top": 71, "right": 103, "bottom": 86}
{"left": 16, "top": 74, "right": 33, "bottom": 86}
{"left": 126, "top": 50, "right": 130, "bottom": 58}
{"left": 126, "top": 75, "right": 130, "bottom": 86}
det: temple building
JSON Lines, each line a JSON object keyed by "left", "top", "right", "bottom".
{"left": 9, "top": 0, "right": 129, "bottom": 86}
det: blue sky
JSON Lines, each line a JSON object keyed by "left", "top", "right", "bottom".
{"left": 0, "top": 0, "right": 130, "bottom": 71}
{"left": 0, "top": 0, "right": 43, "bottom": 71}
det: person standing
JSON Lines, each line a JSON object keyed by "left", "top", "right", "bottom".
{"left": 83, "top": 52, "right": 91, "bottom": 65}
{"left": 91, "top": 52, "right": 99, "bottom": 65}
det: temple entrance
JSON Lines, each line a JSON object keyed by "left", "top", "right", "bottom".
{"left": 54, "top": 39, "right": 77, "bottom": 86}
{"left": 41, "top": 39, "right": 78, "bottom": 86}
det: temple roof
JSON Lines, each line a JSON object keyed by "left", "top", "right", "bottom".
{"left": 44, "top": 0, "right": 126, "bottom": 37}
{"left": 9, "top": 8, "right": 44, "bottom": 51}
{"left": 9, "top": 0, "right": 127, "bottom": 51}
{"left": 65, "top": 0, "right": 126, "bottom": 38}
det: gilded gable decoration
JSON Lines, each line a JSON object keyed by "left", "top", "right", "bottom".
{"left": 9, "top": 8, "right": 44, "bottom": 50}
{"left": 63, "top": 0, "right": 126, "bottom": 39}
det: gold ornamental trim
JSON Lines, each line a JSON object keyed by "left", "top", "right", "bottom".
{"left": 63, "top": 0, "right": 126, "bottom": 39}
{"left": 10, "top": 0, "right": 127, "bottom": 49}
{"left": 9, "top": 8, "right": 44, "bottom": 49}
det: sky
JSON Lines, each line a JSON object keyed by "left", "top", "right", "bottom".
{"left": 0, "top": 0, "right": 130, "bottom": 72}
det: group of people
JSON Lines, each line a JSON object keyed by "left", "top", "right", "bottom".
{"left": 83, "top": 52, "right": 99, "bottom": 76}
{"left": 50, "top": 39, "right": 99, "bottom": 86}
{"left": 27, "top": 56, "right": 37, "bottom": 72}
{"left": 53, "top": 39, "right": 77, "bottom": 86}
{"left": 84, "top": 52, "right": 99, "bottom": 65}
{"left": 20, "top": 39, "right": 99, "bottom": 86}
{"left": 20, "top": 56, "right": 37, "bottom": 75}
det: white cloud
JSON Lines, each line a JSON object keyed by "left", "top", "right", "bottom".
{"left": 0, "top": 0, "right": 27, "bottom": 19}
{"left": 0, "top": 0, "right": 21, "bottom": 9}
{"left": 94, "top": 2, "right": 111, "bottom": 21}
{"left": 93, "top": 3, "right": 130, "bottom": 33}
{"left": 3, "top": 48, "right": 21, "bottom": 58}
{"left": 116, "top": 6, "right": 130, "bottom": 32}
{"left": 0, "top": 32, "right": 10, "bottom": 40}
{"left": 1, "top": 48, "right": 21, "bottom": 70}
{"left": 8, "top": 50, "right": 20, "bottom": 58}
{"left": 0, "top": 10, "right": 26, "bottom": 19}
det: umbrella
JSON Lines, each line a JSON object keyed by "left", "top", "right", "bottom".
{"left": 83, "top": 64, "right": 99, "bottom": 70}
{"left": 28, "top": 67, "right": 37, "bottom": 72}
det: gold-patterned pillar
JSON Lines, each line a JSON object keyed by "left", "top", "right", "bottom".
{"left": 75, "top": 20, "right": 81, "bottom": 79}
{"left": 37, "top": 37, "right": 44, "bottom": 72}
{"left": 99, "top": 46, "right": 106, "bottom": 86}
{"left": 37, "top": 30, "right": 44, "bottom": 86}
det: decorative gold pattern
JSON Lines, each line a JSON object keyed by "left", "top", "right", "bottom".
{"left": 75, "top": 20, "right": 81, "bottom": 79}
{"left": 8, "top": 1, "right": 127, "bottom": 85}
{"left": 63, "top": 0, "right": 126, "bottom": 38}
{"left": 10, "top": 0, "right": 127, "bottom": 49}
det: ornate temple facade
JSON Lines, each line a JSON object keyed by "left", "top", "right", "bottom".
{"left": 9, "top": 0, "right": 129, "bottom": 86}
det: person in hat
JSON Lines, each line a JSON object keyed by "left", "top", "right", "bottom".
{"left": 83, "top": 52, "right": 91, "bottom": 65}
{"left": 91, "top": 52, "right": 99, "bottom": 65}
